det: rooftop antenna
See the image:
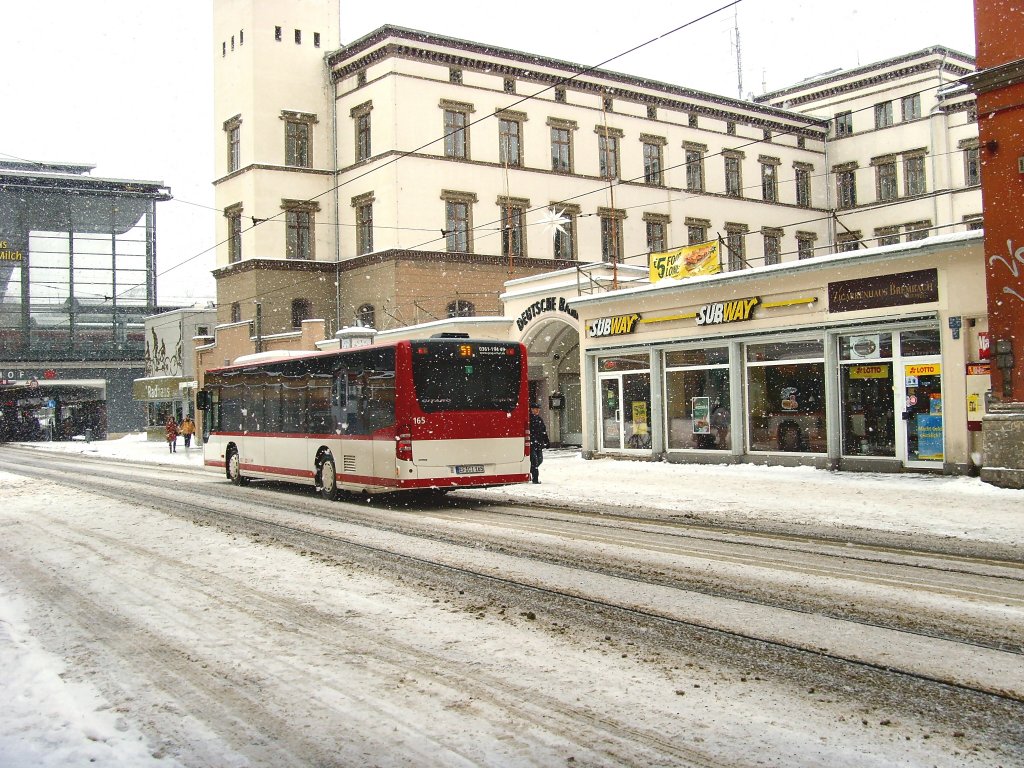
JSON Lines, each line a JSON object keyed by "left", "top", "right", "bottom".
{"left": 733, "top": 8, "right": 743, "bottom": 100}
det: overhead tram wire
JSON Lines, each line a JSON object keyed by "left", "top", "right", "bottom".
{"left": 114, "top": 8, "right": 970, "bottom": 314}
{"left": 87, "top": 1, "right": 745, "bottom": 308}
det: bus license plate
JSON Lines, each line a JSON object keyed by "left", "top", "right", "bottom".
{"left": 455, "top": 464, "right": 485, "bottom": 475}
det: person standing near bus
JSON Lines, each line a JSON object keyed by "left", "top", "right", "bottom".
{"left": 179, "top": 415, "right": 196, "bottom": 450}
{"left": 529, "top": 402, "right": 549, "bottom": 484}
{"left": 165, "top": 415, "right": 179, "bottom": 453}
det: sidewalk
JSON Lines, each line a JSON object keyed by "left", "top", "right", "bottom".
{"left": 14, "top": 433, "right": 1024, "bottom": 548}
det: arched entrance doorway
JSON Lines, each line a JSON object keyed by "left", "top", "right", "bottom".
{"left": 522, "top": 317, "right": 581, "bottom": 446}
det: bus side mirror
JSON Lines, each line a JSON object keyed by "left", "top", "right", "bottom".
{"left": 195, "top": 389, "right": 210, "bottom": 410}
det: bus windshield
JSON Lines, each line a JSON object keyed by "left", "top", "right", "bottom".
{"left": 411, "top": 342, "right": 522, "bottom": 412}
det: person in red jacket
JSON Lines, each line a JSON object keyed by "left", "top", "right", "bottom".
{"left": 165, "top": 416, "right": 179, "bottom": 453}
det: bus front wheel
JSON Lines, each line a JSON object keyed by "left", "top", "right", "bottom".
{"left": 227, "top": 447, "right": 248, "bottom": 486}
{"left": 319, "top": 455, "right": 341, "bottom": 501}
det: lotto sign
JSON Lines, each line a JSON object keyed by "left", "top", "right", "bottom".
{"left": 906, "top": 363, "right": 941, "bottom": 377}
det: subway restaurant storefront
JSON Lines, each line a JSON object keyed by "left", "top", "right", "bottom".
{"left": 571, "top": 233, "right": 989, "bottom": 474}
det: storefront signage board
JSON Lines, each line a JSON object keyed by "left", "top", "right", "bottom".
{"left": 649, "top": 241, "right": 721, "bottom": 283}
{"left": 588, "top": 313, "right": 640, "bottom": 338}
{"left": 828, "top": 268, "right": 939, "bottom": 312}
{"left": 695, "top": 296, "right": 760, "bottom": 326}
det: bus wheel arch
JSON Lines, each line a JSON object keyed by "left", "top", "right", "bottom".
{"left": 316, "top": 449, "right": 341, "bottom": 501}
{"left": 226, "top": 443, "right": 248, "bottom": 485}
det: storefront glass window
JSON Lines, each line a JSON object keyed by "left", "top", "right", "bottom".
{"left": 598, "top": 354, "right": 648, "bottom": 372}
{"left": 665, "top": 347, "right": 730, "bottom": 451}
{"left": 839, "top": 333, "right": 895, "bottom": 457}
{"left": 746, "top": 340, "right": 826, "bottom": 453}
{"left": 899, "top": 329, "right": 941, "bottom": 356}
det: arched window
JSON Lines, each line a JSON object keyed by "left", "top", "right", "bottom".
{"left": 447, "top": 300, "right": 475, "bottom": 318}
{"left": 356, "top": 303, "right": 375, "bottom": 328}
{"left": 291, "top": 298, "right": 312, "bottom": 329}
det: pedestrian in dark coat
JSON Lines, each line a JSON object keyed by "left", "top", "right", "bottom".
{"left": 529, "top": 402, "right": 549, "bottom": 484}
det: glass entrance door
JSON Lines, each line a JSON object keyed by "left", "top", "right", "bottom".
{"left": 900, "top": 358, "right": 944, "bottom": 465}
{"left": 598, "top": 372, "right": 652, "bottom": 451}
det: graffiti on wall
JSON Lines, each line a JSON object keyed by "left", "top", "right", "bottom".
{"left": 988, "top": 239, "right": 1024, "bottom": 304}
{"left": 144, "top": 327, "right": 184, "bottom": 377}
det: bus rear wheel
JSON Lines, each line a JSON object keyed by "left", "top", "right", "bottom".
{"left": 319, "top": 455, "right": 341, "bottom": 501}
{"left": 227, "top": 447, "right": 248, "bottom": 486}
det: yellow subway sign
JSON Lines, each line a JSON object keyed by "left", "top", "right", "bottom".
{"left": 588, "top": 313, "right": 641, "bottom": 338}
{"left": 695, "top": 297, "right": 760, "bottom": 326}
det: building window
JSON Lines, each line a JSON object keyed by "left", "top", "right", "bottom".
{"left": 223, "top": 41, "right": 227, "bottom": 57}
{"left": 599, "top": 209, "right": 625, "bottom": 263}
{"left": 442, "top": 191, "right": 476, "bottom": 253}
{"left": 836, "top": 166, "right": 857, "bottom": 209}
{"left": 598, "top": 131, "right": 620, "bottom": 180}
{"left": 226, "top": 204, "right": 242, "bottom": 263}
{"left": 835, "top": 111, "right": 853, "bottom": 137}
{"left": 905, "top": 221, "right": 931, "bottom": 241}
{"left": 291, "top": 298, "right": 312, "bottom": 329}
{"left": 275, "top": 26, "right": 282, "bottom": 41}
{"left": 724, "top": 154, "right": 743, "bottom": 197}
{"left": 874, "top": 101, "right": 893, "bottom": 129}
{"left": 763, "top": 129, "right": 772, "bottom": 142}
{"left": 903, "top": 153, "right": 926, "bottom": 196}
{"left": 549, "top": 118, "right": 575, "bottom": 173}
{"left": 313, "top": 32, "right": 320, "bottom": 48}
{"left": 964, "top": 215, "right": 984, "bottom": 231}
{"left": 724, "top": 225, "right": 747, "bottom": 271}
{"left": 284, "top": 204, "right": 315, "bottom": 260}
{"left": 498, "top": 114, "right": 524, "bottom": 167}
{"left": 875, "top": 159, "right": 898, "bottom": 202}
{"left": 964, "top": 144, "right": 981, "bottom": 186}
{"left": 449, "top": 67, "right": 462, "bottom": 84}
{"left": 797, "top": 136, "right": 806, "bottom": 149}
{"left": 447, "top": 300, "right": 475, "bottom": 318}
{"left": 283, "top": 113, "right": 314, "bottom": 168}
{"left": 760, "top": 158, "right": 779, "bottom": 202}
{"left": 499, "top": 197, "right": 529, "bottom": 260}
{"left": 688, "top": 113, "right": 698, "bottom": 128}
{"left": 231, "top": 302, "right": 241, "bottom": 323}
{"left": 901, "top": 94, "right": 922, "bottom": 121}
{"left": 356, "top": 303, "right": 375, "bottom": 328}
{"left": 504, "top": 77, "right": 516, "bottom": 94}
{"left": 686, "top": 218, "right": 709, "bottom": 246}
{"left": 647, "top": 105, "right": 658, "bottom": 119}
{"left": 746, "top": 340, "right": 826, "bottom": 453}
{"left": 554, "top": 87, "right": 566, "bottom": 104}
{"left": 726, "top": 120, "right": 736, "bottom": 135}
{"left": 602, "top": 95, "right": 614, "bottom": 112}
{"left": 356, "top": 71, "right": 367, "bottom": 87}
{"left": 352, "top": 192, "right": 374, "bottom": 256}
{"left": 442, "top": 101, "right": 472, "bottom": 159}
{"left": 837, "top": 232, "right": 862, "bottom": 252}
{"left": 351, "top": 102, "right": 372, "bottom": 162}
{"left": 685, "top": 145, "right": 705, "bottom": 192}
{"left": 875, "top": 226, "right": 901, "bottom": 246}
{"left": 645, "top": 215, "right": 668, "bottom": 253}
{"left": 294, "top": 29, "right": 301, "bottom": 44}
{"left": 796, "top": 233, "right": 816, "bottom": 260}
{"left": 795, "top": 164, "right": 812, "bottom": 207}
{"left": 642, "top": 137, "right": 665, "bottom": 185}
{"left": 553, "top": 205, "right": 578, "bottom": 261}
{"left": 224, "top": 115, "right": 241, "bottom": 173}
{"left": 763, "top": 230, "right": 782, "bottom": 265}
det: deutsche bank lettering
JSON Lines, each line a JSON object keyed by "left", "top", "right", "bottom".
{"left": 516, "top": 296, "right": 579, "bottom": 331}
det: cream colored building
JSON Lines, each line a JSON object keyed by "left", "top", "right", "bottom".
{"left": 756, "top": 47, "right": 982, "bottom": 248}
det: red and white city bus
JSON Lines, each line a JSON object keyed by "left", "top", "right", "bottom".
{"left": 198, "top": 336, "right": 531, "bottom": 498}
